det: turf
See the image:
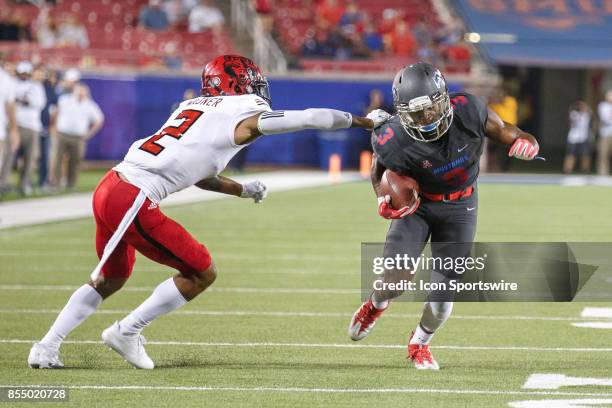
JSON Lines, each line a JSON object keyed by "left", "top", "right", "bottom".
{"left": 1, "top": 180, "right": 612, "bottom": 407}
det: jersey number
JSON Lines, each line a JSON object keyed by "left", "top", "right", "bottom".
{"left": 139, "top": 109, "right": 203, "bottom": 156}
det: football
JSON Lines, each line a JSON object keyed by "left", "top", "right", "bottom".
{"left": 380, "top": 170, "right": 420, "bottom": 210}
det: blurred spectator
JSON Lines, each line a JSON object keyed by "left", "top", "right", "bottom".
{"left": 35, "top": 5, "right": 60, "bottom": 48}
{"left": 363, "top": 23, "right": 383, "bottom": 53}
{"left": 57, "top": 14, "right": 89, "bottom": 48}
{"left": 364, "top": 89, "right": 393, "bottom": 116}
{"left": 302, "top": 29, "right": 337, "bottom": 58}
{"left": 438, "top": 16, "right": 464, "bottom": 45}
{"left": 59, "top": 68, "right": 81, "bottom": 95}
{"left": 163, "top": 42, "right": 183, "bottom": 70}
{"left": 252, "top": 0, "right": 274, "bottom": 33}
{"left": 339, "top": 1, "right": 364, "bottom": 32}
{"left": 378, "top": 8, "right": 399, "bottom": 37}
{"left": 51, "top": 84, "right": 104, "bottom": 191}
{"left": 3, "top": 62, "right": 46, "bottom": 196}
{"left": 0, "top": 10, "right": 33, "bottom": 41}
{"left": 39, "top": 67, "right": 59, "bottom": 190}
{"left": 188, "top": 0, "right": 225, "bottom": 33}
{"left": 163, "top": 0, "right": 187, "bottom": 26}
{"left": 563, "top": 100, "right": 592, "bottom": 174}
{"left": 389, "top": 21, "right": 417, "bottom": 57}
{"left": 316, "top": 0, "right": 345, "bottom": 27}
{"left": 488, "top": 86, "right": 518, "bottom": 172}
{"left": 0, "top": 62, "right": 19, "bottom": 195}
{"left": 413, "top": 16, "right": 433, "bottom": 46}
{"left": 139, "top": 0, "right": 170, "bottom": 31}
{"left": 597, "top": 90, "right": 612, "bottom": 175}
{"left": 418, "top": 39, "right": 441, "bottom": 65}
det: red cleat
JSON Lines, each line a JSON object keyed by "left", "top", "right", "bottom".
{"left": 407, "top": 332, "right": 440, "bottom": 370}
{"left": 348, "top": 299, "right": 387, "bottom": 341}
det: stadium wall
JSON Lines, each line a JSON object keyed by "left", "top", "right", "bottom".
{"left": 83, "top": 74, "right": 462, "bottom": 168}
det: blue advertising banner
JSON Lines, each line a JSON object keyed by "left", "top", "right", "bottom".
{"left": 83, "top": 73, "right": 461, "bottom": 168}
{"left": 454, "top": 0, "right": 612, "bottom": 67}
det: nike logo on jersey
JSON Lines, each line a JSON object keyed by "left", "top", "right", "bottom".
{"left": 458, "top": 144, "right": 468, "bottom": 152}
{"left": 377, "top": 127, "right": 394, "bottom": 145}
{"left": 467, "top": 207, "right": 476, "bottom": 211}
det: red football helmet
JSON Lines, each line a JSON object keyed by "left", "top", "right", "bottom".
{"left": 201, "top": 55, "right": 271, "bottom": 104}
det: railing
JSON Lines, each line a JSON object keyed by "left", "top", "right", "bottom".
{"left": 231, "top": 0, "right": 288, "bottom": 74}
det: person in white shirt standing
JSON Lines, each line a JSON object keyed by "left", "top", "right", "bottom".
{"left": 50, "top": 83, "right": 104, "bottom": 191}
{"left": 0, "top": 61, "right": 46, "bottom": 196}
{"left": 563, "top": 100, "right": 592, "bottom": 174}
{"left": 188, "top": 0, "right": 224, "bottom": 32}
{"left": 0, "top": 64, "right": 19, "bottom": 194}
{"left": 597, "top": 90, "right": 612, "bottom": 175}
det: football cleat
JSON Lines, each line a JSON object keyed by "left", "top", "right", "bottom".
{"left": 28, "top": 342, "right": 64, "bottom": 369}
{"left": 101, "top": 322, "right": 154, "bottom": 369}
{"left": 348, "top": 298, "right": 387, "bottom": 341}
{"left": 408, "top": 332, "right": 440, "bottom": 370}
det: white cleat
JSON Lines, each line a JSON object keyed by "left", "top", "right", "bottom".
{"left": 101, "top": 322, "right": 154, "bottom": 369}
{"left": 408, "top": 343, "right": 440, "bottom": 370}
{"left": 28, "top": 342, "right": 64, "bottom": 369}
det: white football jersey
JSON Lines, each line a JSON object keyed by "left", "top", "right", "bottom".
{"left": 114, "top": 94, "right": 270, "bottom": 203}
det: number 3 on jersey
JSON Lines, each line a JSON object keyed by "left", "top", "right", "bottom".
{"left": 139, "top": 109, "right": 203, "bottom": 156}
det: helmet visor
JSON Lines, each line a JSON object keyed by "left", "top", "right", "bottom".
{"left": 397, "top": 94, "right": 447, "bottom": 130}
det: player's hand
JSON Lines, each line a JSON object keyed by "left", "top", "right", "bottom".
{"left": 240, "top": 180, "right": 267, "bottom": 203}
{"left": 508, "top": 137, "right": 538, "bottom": 160}
{"left": 367, "top": 109, "right": 391, "bottom": 129}
{"left": 377, "top": 195, "right": 419, "bottom": 219}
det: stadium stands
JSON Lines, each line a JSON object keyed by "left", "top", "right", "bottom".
{"left": 0, "top": 0, "right": 235, "bottom": 70}
{"left": 272, "top": 0, "right": 472, "bottom": 73}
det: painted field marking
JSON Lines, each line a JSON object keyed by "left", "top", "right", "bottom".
{"left": 580, "top": 308, "right": 612, "bottom": 319}
{"left": 0, "top": 307, "right": 606, "bottom": 323}
{"left": 572, "top": 307, "right": 612, "bottom": 330}
{"left": 2, "top": 339, "right": 612, "bottom": 352}
{"left": 509, "top": 399, "right": 612, "bottom": 407}
{"left": 524, "top": 374, "right": 612, "bottom": 390}
{"left": 1, "top": 384, "right": 612, "bottom": 398}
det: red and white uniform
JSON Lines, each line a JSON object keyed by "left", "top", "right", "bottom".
{"left": 93, "top": 95, "right": 270, "bottom": 279}
{"left": 115, "top": 95, "right": 270, "bottom": 203}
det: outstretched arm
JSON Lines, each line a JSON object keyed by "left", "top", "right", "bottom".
{"left": 485, "top": 107, "right": 539, "bottom": 160}
{"left": 234, "top": 109, "right": 376, "bottom": 145}
{"left": 196, "top": 175, "right": 267, "bottom": 203}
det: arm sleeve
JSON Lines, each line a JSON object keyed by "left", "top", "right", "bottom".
{"left": 257, "top": 109, "right": 353, "bottom": 135}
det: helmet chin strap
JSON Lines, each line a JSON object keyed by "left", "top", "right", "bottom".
{"left": 401, "top": 108, "right": 453, "bottom": 143}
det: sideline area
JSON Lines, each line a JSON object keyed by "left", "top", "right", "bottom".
{"left": 1, "top": 171, "right": 611, "bottom": 230}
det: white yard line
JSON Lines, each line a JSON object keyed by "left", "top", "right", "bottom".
{"left": 0, "top": 306, "right": 604, "bottom": 322}
{"left": 0, "top": 284, "right": 358, "bottom": 294}
{"left": 0, "top": 171, "right": 361, "bottom": 229}
{"left": 581, "top": 307, "right": 612, "bottom": 319}
{"left": 2, "top": 339, "right": 612, "bottom": 352}
{"left": 1, "top": 383, "right": 612, "bottom": 397}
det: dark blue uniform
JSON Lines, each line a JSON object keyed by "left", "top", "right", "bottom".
{"left": 372, "top": 92, "right": 487, "bottom": 194}
{"left": 373, "top": 92, "right": 488, "bottom": 291}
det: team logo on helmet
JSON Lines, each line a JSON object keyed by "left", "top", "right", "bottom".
{"left": 433, "top": 70, "right": 445, "bottom": 90}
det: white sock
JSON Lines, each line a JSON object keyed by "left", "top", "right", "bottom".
{"left": 410, "top": 323, "right": 434, "bottom": 345}
{"left": 39, "top": 284, "right": 102, "bottom": 350}
{"left": 118, "top": 278, "right": 187, "bottom": 336}
{"left": 410, "top": 301, "right": 454, "bottom": 345}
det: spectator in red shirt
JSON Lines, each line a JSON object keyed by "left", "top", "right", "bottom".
{"left": 316, "top": 0, "right": 345, "bottom": 26}
{"left": 390, "top": 20, "right": 416, "bottom": 56}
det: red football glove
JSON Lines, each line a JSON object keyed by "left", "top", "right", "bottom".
{"left": 377, "top": 195, "right": 420, "bottom": 220}
{"left": 508, "top": 138, "right": 538, "bottom": 160}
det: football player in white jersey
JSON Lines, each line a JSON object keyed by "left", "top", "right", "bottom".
{"left": 28, "top": 55, "right": 382, "bottom": 369}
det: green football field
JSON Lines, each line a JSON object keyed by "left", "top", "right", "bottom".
{"left": 1, "top": 180, "right": 612, "bottom": 407}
